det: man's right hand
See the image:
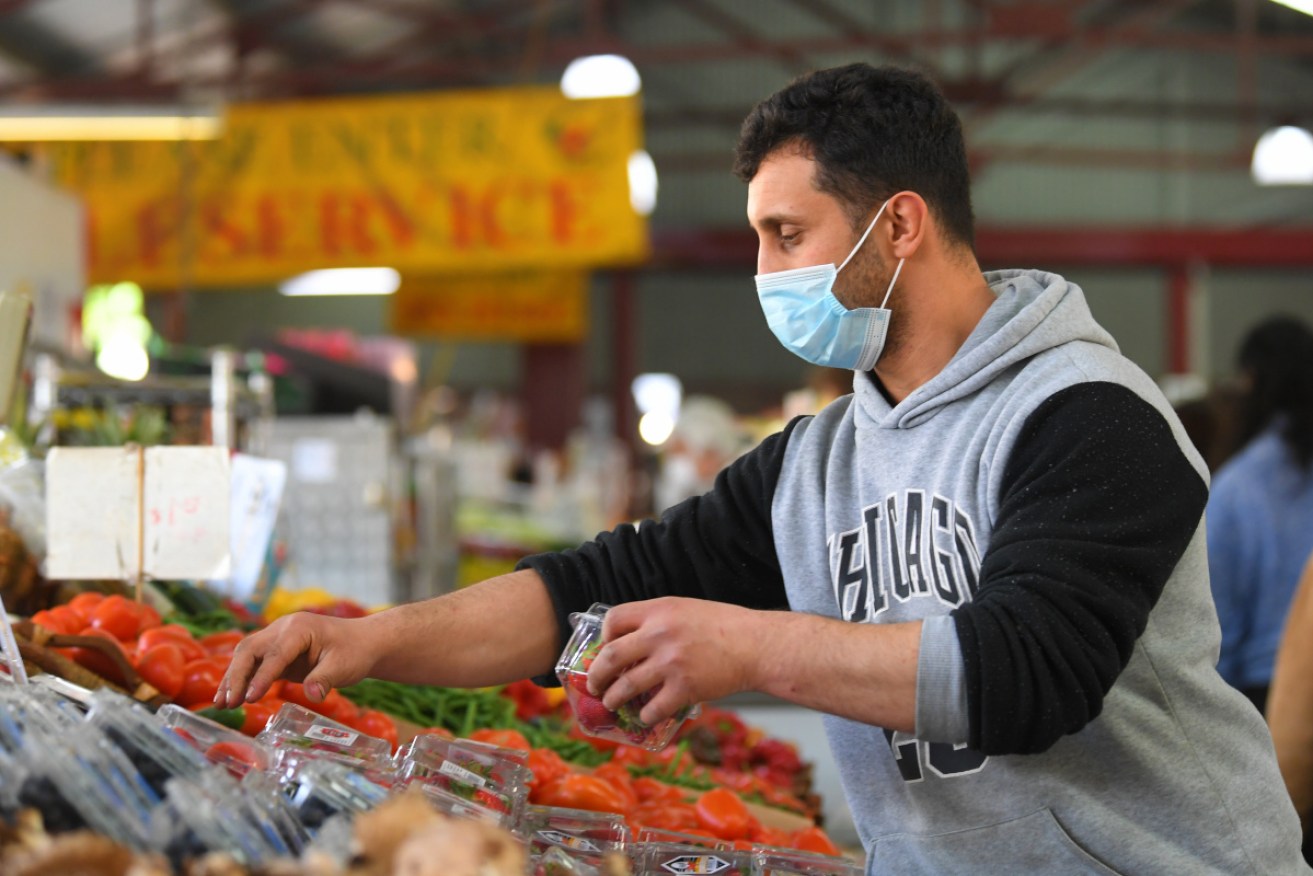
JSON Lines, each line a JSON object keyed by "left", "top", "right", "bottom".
{"left": 214, "top": 611, "right": 378, "bottom": 709}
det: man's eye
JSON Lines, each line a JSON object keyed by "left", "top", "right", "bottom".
{"left": 779, "top": 232, "right": 798, "bottom": 245}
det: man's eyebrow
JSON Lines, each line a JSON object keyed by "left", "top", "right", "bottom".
{"left": 752, "top": 212, "right": 804, "bottom": 230}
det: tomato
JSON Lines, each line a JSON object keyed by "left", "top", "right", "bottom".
{"left": 31, "top": 607, "right": 79, "bottom": 635}
{"left": 89, "top": 595, "right": 142, "bottom": 640}
{"left": 177, "top": 658, "right": 228, "bottom": 707}
{"left": 526, "top": 748, "right": 569, "bottom": 796}
{"left": 628, "top": 801, "right": 701, "bottom": 832}
{"left": 240, "top": 701, "right": 275, "bottom": 736}
{"left": 199, "top": 630, "right": 244, "bottom": 657}
{"left": 206, "top": 740, "right": 266, "bottom": 773}
{"left": 534, "top": 774, "right": 632, "bottom": 815}
{"left": 791, "top": 826, "right": 841, "bottom": 857}
{"left": 633, "top": 776, "right": 686, "bottom": 804}
{"left": 279, "top": 681, "right": 319, "bottom": 710}
{"left": 65, "top": 592, "right": 106, "bottom": 623}
{"left": 135, "top": 602, "right": 162, "bottom": 632}
{"left": 137, "top": 625, "right": 205, "bottom": 662}
{"left": 134, "top": 642, "right": 185, "bottom": 699}
{"left": 694, "top": 788, "right": 755, "bottom": 841}
{"left": 348, "top": 708, "right": 399, "bottom": 751}
{"left": 321, "top": 690, "right": 360, "bottom": 724}
{"left": 592, "top": 762, "right": 639, "bottom": 811}
{"left": 749, "top": 823, "right": 793, "bottom": 849}
{"left": 256, "top": 681, "right": 285, "bottom": 703}
{"left": 467, "top": 728, "right": 532, "bottom": 752}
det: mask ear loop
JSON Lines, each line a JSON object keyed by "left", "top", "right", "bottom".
{"left": 837, "top": 198, "right": 890, "bottom": 273}
{"left": 879, "top": 258, "right": 905, "bottom": 308}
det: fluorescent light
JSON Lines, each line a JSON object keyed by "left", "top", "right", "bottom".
{"left": 1270, "top": 0, "right": 1313, "bottom": 16}
{"left": 280, "top": 268, "right": 402, "bottom": 297}
{"left": 628, "top": 150, "right": 658, "bottom": 216}
{"left": 1251, "top": 125, "right": 1313, "bottom": 186}
{"left": 0, "top": 105, "right": 222, "bottom": 141}
{"left": 561, "top": 55, "right": 641, "bottom": 99}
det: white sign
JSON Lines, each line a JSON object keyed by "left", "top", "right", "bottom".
{"left": 305, "top": 723, "right": 359, "bottom": 746}
{"left": 217, "top": 454, "right": 286, "bottom": 601}
{"left": 438, "top": 759, "right": 489, "bottom": 788}
{"left": 46, "top": 446, "right": 231, "bottom": 581}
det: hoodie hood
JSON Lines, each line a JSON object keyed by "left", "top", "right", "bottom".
{"left": 855, "top": 268, "right": 1119, "bottom": 429}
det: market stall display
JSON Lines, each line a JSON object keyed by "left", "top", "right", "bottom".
{"left": 0, "top": 570, "right": 853, "bottom": 874}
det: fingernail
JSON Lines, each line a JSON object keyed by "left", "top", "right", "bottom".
{"left": 307, "top": 682, "right": 324, "bottom": 702}
{"left": 213, "top": 687, "right": 224, "bottom": 705}
{"left": 244, "top": 685, "right": 257, "bottom": 703}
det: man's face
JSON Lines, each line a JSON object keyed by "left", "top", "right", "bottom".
{"left": 746, "top": 148, "right": 887, "bottom": 310}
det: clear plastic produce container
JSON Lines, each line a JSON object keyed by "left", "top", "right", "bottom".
{"left": 555, "top": 603, "right": 700, "bottom": 751}
{"left": 159, "top": 703, "right": 274, "bottom": 778}
{"left": 257, "top": 702, "right": 392, "bottom": 772}
{"left": 631, "top": 842, "right": 751, "bottom": 876}
{"left": 753, "top": 849, "right": 862, "bottom": 876}
{"left": 519, "top": 804, "right": 631, "bottom": 862}
{"left": 85, "top": 690, "right": 208, "bottom": 796}
{"left": 395, "top": 734, "right": 529, "bottom": 824}
{"left": 277, "top": 756, "right": 390, "bottom": 832}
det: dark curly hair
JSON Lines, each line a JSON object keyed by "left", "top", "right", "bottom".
{"left": 1235, "top": 315, "right": 1313, "bottom": 469}
{"left": 733, "top": 63, "right": 975, "bottom": 250}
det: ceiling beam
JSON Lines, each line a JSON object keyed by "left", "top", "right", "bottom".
{"left": 650, "top": 226, "right": 1313, "bottom": 270}
{"left": 667, "top": 0, "right": 811, "bottom": 77}
{"left": 0, "top": 1, "right": 102, "bottom": 81}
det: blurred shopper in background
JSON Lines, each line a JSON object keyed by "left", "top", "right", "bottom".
{"left": 652, "top": 396, "right": 748, "bottom": 513}
{"left": 1207, "top": 316, "right": 1313, "bottom": 713}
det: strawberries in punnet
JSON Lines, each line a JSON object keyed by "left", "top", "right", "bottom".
{"left": 574, "top": 694, "right": 620, "bottom": 731}
{"left": 567, "top": 671, "right": 592, "bottom": 695}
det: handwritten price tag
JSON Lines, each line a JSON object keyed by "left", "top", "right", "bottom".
{"left": 143, "top": 447, "right": 230, "bottom": 580}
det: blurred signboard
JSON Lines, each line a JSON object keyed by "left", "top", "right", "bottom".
{"left": 44, "top": 88, "right": 648, "bottom": 287}
{"left": 390, "top": 271, "right": 587, "bottom": 342}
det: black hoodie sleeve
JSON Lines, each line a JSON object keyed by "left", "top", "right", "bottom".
{"left": 518, "top": 417, "right": 803, "bottom": 681}
{"left": 952, "top": 381, "right": 1207, "bottom": 755}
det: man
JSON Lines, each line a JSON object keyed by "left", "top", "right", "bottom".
{"left": 219, "top": 64, "right": 1306, "bottom": 873}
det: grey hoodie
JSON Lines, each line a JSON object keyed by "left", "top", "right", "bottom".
{"left": 524, "top": 269, "right": 1308, "bottom": 874}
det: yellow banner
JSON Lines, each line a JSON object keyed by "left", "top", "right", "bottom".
{"left": 45, "top": 88, "right": 648, "bottom": 287}
{"left": 390, "top": 271, "right": 587, "bottom": 342}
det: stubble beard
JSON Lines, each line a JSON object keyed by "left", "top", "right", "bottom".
{"left": 837, "top": 247, "right": 908, "bottom": 369}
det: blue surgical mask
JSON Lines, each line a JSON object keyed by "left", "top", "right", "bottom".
{"left": 754, "top": 199, "right": 905, "bottom": 371}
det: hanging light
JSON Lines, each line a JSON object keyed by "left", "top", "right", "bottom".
{"left": 280, "top": 268, "right": 401, "bottom": 297}
{"left": 560, "top": 55, "right": 642, "bottom": 99}
{"left": 1251, "top": 125, "right": 1313, "bottom": 186}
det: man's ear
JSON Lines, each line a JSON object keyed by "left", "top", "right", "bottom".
{"left": 886, "top": 191, "right": 928, "bottom": 259}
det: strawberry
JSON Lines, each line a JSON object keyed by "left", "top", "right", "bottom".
{"left": 574, "top": 694, "right": 619, "bottom": 731}
{"left": 474, "top": 789, "right": 510, "bottom": 813}
{"left": 567, "top": 671, "right": 592, "bottom": 695}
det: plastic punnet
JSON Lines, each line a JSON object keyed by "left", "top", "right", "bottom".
{"left": 257, "top": 702, "right": 392, "bottom": 772}
{"left": 395, "top": 734, "right": 530, "bottom": 823}
{"left": 555, "top": 603, "right": 700, "bottom": 751}
{"left": 159, "top": 703, "right": 274, "bottom": 777}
